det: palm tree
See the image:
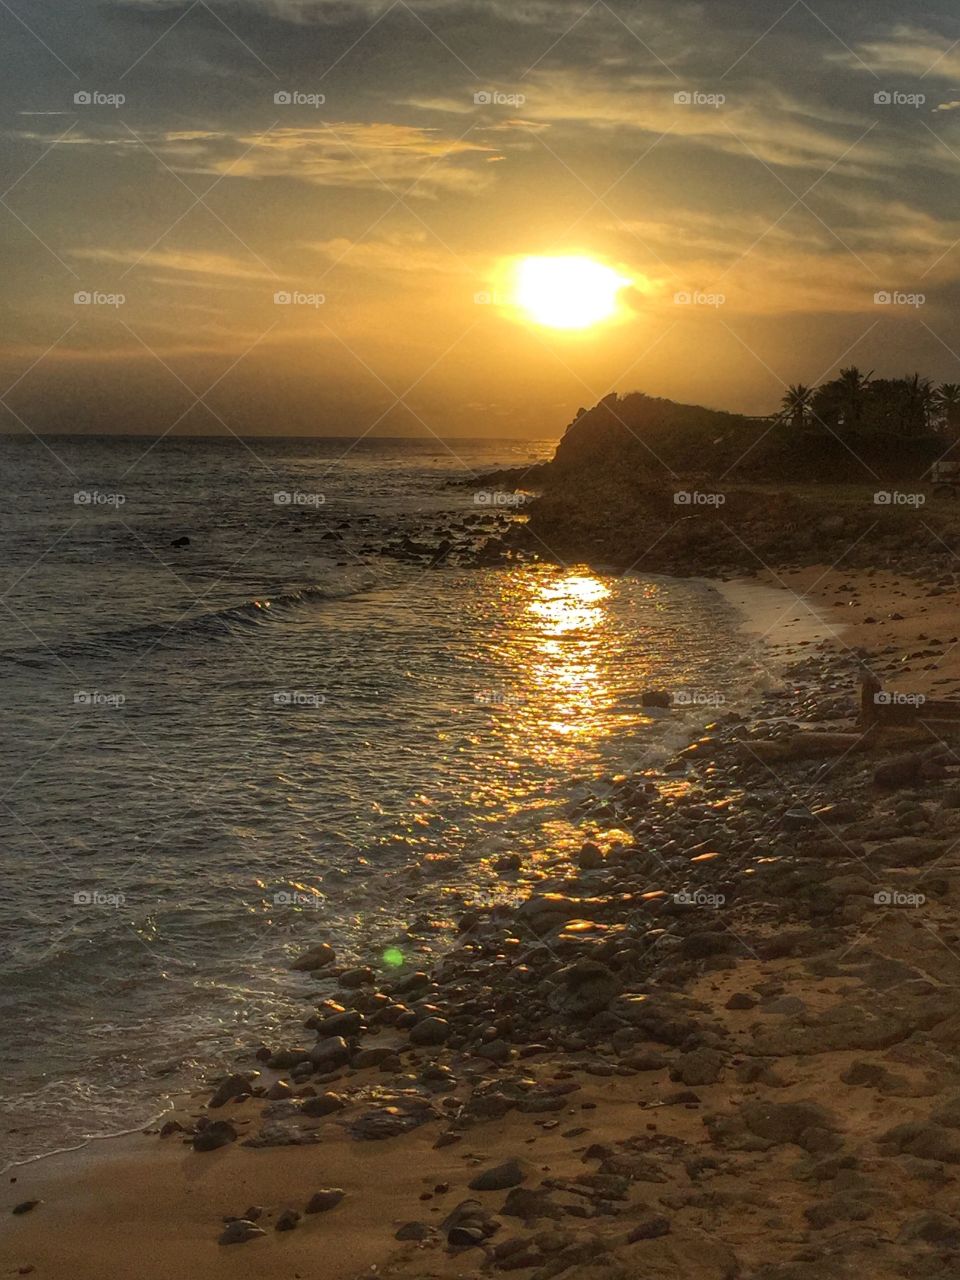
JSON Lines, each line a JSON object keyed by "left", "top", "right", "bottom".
{"left": 780, "top": 384, "right": 813, "bottom": 430}
{"left": 835, "top": 366, "right": 873, "bottom": 433}
{"left": 936, "top": 383, "right": 960, "bottom": 435}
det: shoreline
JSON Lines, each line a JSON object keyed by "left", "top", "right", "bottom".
{"left": 6, "top": 563, "right": 960, "bottom": 1279}
{"left": 0, "top": 569, "right": 826, "bottom": 1179}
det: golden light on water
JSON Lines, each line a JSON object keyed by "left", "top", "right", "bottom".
{"left": 525, "top": 571, "right": 611, "bottom": 740}
{"left": 507, "top": 256, "right": 632, "bottom": 330}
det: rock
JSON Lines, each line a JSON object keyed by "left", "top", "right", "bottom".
{"left": 193, "top": 1120, "right": 237, "bottom": 1152}
{"left": 301, "top": 1091, "right": 345, "bottom": 1117}
{"left": 468, "top": 1158, "right": 526, "bottom": 1191}
{"left": 395, "top": 1221, "right": 431, "bottom": 1240}
{"left": 627, "top": 1214, "right": 671, "bottom": 1241}
{"left": 641, "top": 690, "right": 673, "bottom": 709}
{"left": 669, "top": 1048, "right": 725, "bottom": 1086}
{"left": 290, "top": 943, "right": 336, "bottom": 971}
{"left": 874, "top": 755, "right": 923, "bottom": 789}
{"left": 208, "top": 1072, "right": 254, "bottom": 1108}
{"left": 899, "top": 1212, "right": 960, "bottom": 1248}
{"left": 12, "top": 1200, "right": 40, "bottom": 1215}
{"left": 680, "top": 932, "right": 741, "bottom": 960}
{"left": 339, "top": 966, "right": 375, "bottom": 988}
{"left": 742, "top": 1101, "right": 838, "bottom": 1150}
{"left": 305, "top": 1188, "right": 345, "bottom": 1213}
{"left": 724, "top": 992, "right": 757, "bottom": 1010}
{"left": 501, "top": 1187, "right": 563, "bottom": 1221}
{"left": 315, "top": 1010, "right": 363, "bottom": 1038}
{"left": 578, "top": 842, "right": 604, "bottom": 870}
{"left": 549, "top": 960, "right": 619, "bottom": 1017}
{"left": 170, "top": 535, "right": 190, "bottom": 548}
{"left": 218, "top": 1219, "right": 266, "bottom": 1245}
{"left": 352, "top": 1046, "right": 399, "bottom": 1069}
{"left": 308, "top": 1036, "right": 351, "bottom": 1070}
{"left": 494, "top": 853, "right": 523, "bottom": 872}
{"left": 409, "top": 1017, "right": 451, "bottom": 1046}
{"left": 275, "top": 1208, "right": 300, "bottom": 1231}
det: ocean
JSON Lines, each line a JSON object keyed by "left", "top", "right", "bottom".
{"left": 0, "top": 434, "right": 768, "bottom": 1166}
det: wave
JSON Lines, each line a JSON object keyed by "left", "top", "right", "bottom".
{"left": 0, "top": 580, "right": 381, "bottom": 668}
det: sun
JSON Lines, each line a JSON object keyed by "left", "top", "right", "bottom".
{"left": 512, "top": 256, "right": 630, "bottom": 330}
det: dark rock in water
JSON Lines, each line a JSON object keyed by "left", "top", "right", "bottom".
{"left": 12, "top": 1200, "right": 41, "bottom": 1215}
{"left": 193, "top": 1120, "right": 237, "bottom": 1152}
{"left": 468, "top": 1158, "right": 526, "bottom": 1191}
{"left": 395, "top": 1221, "right": 431, "bottom": 1241}
{"left": 306, "top": 1188, "right": 345, "bottom": 1214}
{"left": 208, "top": 1072, "right": 254, "bottom": 1108}
{"left": 218, "top": 1219, "right": 266, "bottom": 1245}
{"left": 275, "top": 1208, "right": 301, "bottom": 1231}
{"left": 290, "top": 942, "right": 336, "bottom": 971}
{"left": 308, "top": 1036, "right": 351, "bottom": 1070}
{"left": 301, "top": 1091, "right": 345, "bottom": 1117}
{"left": 409, "top": 1016, "right": 451, "bottom": 1046}
{"left": 578, "top": 842, "right": 604, "bottom": 870}
{"left": 170, "top": 535, "right": 190, "bottom": 548}
{"left": 641, "top": 690, "right": 673, "bottom": 709}
{"left": 339, "top": 966, "right": 376, "bottom": 988}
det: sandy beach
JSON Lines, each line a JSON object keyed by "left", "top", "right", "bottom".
{"left": 7, "top": 559, "right": 960, "bottom": 1280}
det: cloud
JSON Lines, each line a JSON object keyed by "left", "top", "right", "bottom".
{"left": 71, "top": 246, "right": 277, "bottom": 282}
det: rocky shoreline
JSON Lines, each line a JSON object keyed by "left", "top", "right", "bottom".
{"left": 7, "top": 570, "right": 960, "bottom": 1279}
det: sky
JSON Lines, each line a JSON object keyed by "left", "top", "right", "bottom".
{"left": 2, "top": 0, "right": 960, "bottom": 437}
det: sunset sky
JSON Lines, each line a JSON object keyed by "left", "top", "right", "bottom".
{"left": 3, "top": 0, "right": 960, "bottom": 437}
